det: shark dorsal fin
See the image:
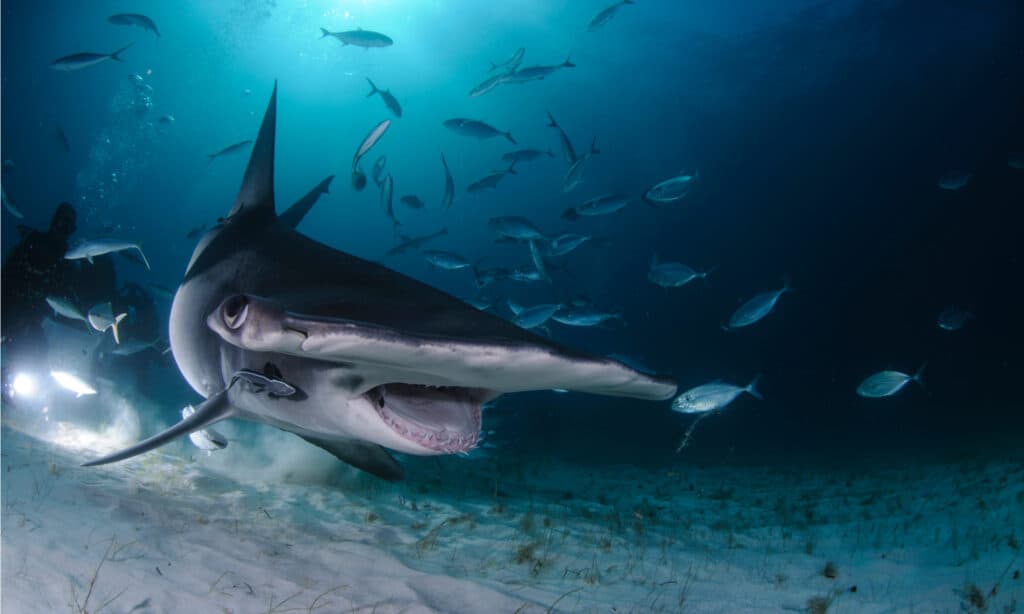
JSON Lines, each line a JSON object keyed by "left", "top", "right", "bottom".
{"left": 228, "top": 81, "right": 278, "bottom": 222}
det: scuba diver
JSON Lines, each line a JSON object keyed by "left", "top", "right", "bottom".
{"left": 1, "top": 202, "right": 79, "bottom": 381}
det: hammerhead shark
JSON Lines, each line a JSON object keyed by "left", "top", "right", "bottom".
{"left": 83, "top": 84, "right": 677, "bottom": 481}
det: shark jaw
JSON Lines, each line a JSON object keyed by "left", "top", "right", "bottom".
{"left": 363, "top": 384, "right": 488, "bottom": 454}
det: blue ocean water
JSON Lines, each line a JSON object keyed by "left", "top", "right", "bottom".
{"left": 2, "top": 2, "right": 1024, "bottom": 611}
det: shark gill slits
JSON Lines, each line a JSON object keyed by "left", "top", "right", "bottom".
{"left": 222, "top": 294, "right": 249, "bottom": 329}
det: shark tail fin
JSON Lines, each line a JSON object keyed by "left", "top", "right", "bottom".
{"left": 82, "top": 390, "right": 234, "bottom": 467}
{"left": 745, "top": 375, "right": 764, "bottom": 401}
{"left": 111, "top": 313, "right": 127, "bottom": 344}
{"left": 110, "top": 43, "right": 133, "bottom": 62}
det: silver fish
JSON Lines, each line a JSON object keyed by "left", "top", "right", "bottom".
{"left": 528, "top": 239, "right": 550, "bottom": 282}
{"left": 87, "top": 302, "right": 128, "bottom": 344}
{"left": 562, "top": 192, "right": 625, "bottom": 220}
{"left": 561, "top": 140, "right": 600, "bottom": 193}
{"left": 672, "top": 376, "right": 762, "bottom": 414}
{"left": 489, "top": 47, "right": 525, "bottom": 73}
{"left": 372, "top": 155, "right": 388, "bottom": 187}
{"left": 46, "top": 297, "right": 88, "bottom": 323}
{"left": 469, "top": 73, "right": 511, "bottom": 97}
{"left": 424, "top": 250, "right": 471, "bottom": 270}
{"left": 509, "top": 302, "right": 562, "bottom": 329}
{"left": 440, "top": 153, "right": 455, "bottom": 209}
{"left": 546, "top": 233, "right": 590, "bottom": 257}
{"left": 644, "top": 171, "right": 698, "bottom": 206}
{"left": 938, "top": 171, "right": 971, "bottom": 190}
{"left": 1, "top": 185, "right": 24, "bottom": 219}
{"left": 51, "top": 44, "right": 132, "bottom": 71}
{"left": 366, "top": 78, "right": 402, "bottom": 118}
{"left": 588, "top": 0, "right": 635, "bottom": 32}
{"left": 545, "top": 110, "right": 578, "bottom": 164}
{"left": 385, "top": 228, "right": 448, "bottom": 257}
{"left": 354, "top": 120, "right": 391, "bottom": 171}
{"left": 65, "top": 238, "right": 150, "bottom": 270}
{"left": 111, "top": 338, "right": 162, "bottom": 356}
{"left": 648, "top": 256, "right": 712, "bottom": 288}
{"left": 208, "top": 140, "right": 253, "bottom": 161}
{"left": 443, "top": 118, "right": 516, "bottom": 144}
{"left": 182, "top": 405, "right": 228, "bottom": 451}
{"left": 320, "top": 28, "right": 393, "bottom": 48}
{"left": 937, "top": 306, "right": 973, "bottom": 331}
{"left": 489, "top": 216, "right": 547, "bottom": 241}
{"left": 108, "top": 13, "right": 160, "bottom": 37}
{"left": 467, "top": 164, "right": 516, "bottom": 193}
{"left": 504, "top": 58, "right": 576, "bottom": 83}
{"left": 725, "top": 281, "right": 790, "bottom": 330}
{"left": 857, "top": 364, "right": 926, "bottom": 398}
{"left": 551, "top": 307, "right": 621, "bottom": 327}
{"left": 380, "top": 174, "right": 398, "bottom": 231}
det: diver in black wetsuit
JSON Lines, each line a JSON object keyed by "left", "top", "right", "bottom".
{"left": 1, "top": 203, "right": 78, "bottom": 381}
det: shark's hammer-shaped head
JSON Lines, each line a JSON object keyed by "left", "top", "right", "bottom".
{"left": 81, "top": 83, "right": 677, "bottom": 480}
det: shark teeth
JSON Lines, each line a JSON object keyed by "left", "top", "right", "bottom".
{"left": 368, "top": 384, "right": 483, "bottom": 453}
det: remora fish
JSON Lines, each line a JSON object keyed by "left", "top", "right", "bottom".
{"left": 65, "top": 239, "right": 151, "bottom": 270}
{"left": 440, "top": 153, "right": 455, "bottom": 209}
{"left": 857, "top": 364, "right": 926, "bottom": 398}
{"left": 366, "top": 78, "right": 402, "bottom": 118}
{"left": 588, "top": 0, "right": 635, "bottom": 32}
{"left": 672, "top": 376, "right": 762, "bottom": 414}
{"left": 51, "top": 44, "right": 132, "bottom": 71}
{"left": 489, "top": 47, "right": 525, "bottom": 73}
{"left": 208, "top": 140, "right": 253, "bottom": 161}
{"left": 81, "top": 84, "right": 675, "bottom": 480}
{"left": 443, "top": 118, "right": 516, "bottom": 144}
{"left": 108, "top": 13, "right": 160, "bottom": 37}
{"left": 320, "top": 27, "right": 393, "bottom": 48}
{"left": 385, "top": 228, "right": 448, "bottom": 257}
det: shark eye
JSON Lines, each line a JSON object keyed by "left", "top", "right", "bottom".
{"left": 222, "top": 295, "right": 249, "bottom": 330}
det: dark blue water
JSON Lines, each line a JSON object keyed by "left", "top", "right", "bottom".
{"left": 3, "top": 0, "right": 1023, "bottom": 470}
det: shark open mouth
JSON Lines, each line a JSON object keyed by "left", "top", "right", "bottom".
{"left": 365, "top": 383, "right": 488, "bottom": 453}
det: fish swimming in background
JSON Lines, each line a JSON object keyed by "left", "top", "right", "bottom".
{"left": 509, "top": 301, "right": 562, "bottom": 329}
{"left": 936, "top": 305, "right": 974, "bottom": 331}
{"left": 207, "top": 140, "right": 253, "bottom": 161}
{"left": 45, "top": 297, "right": 89, "bottom": 325}
{"left": 56, "top": 124, "right": 70, "bottom": 153}
{"left": 672, "top": 376, "right": 762, "bottom": 414}
{"left": 938, "top": 170, "right": 971, "bottom": 190}
{"left": 644, "top": 171, "right": 698, "bottom": 207}
{"left": 399, "top": 195, "right": 425, "bottom": 209}
{"left": 51, "top": 44, "right": 132, "bottom": 71}
{"left": 443, "top": 118, "right": 517, "bottom": 144}
{"left": 588, "top": 0, "right": 636, "bottom": 32}
{"left": 380, "top": 174, "right": 399, "bottom": 232}
{"left": 466, "top": 164, "right": 517, "bottom": 193}
{"left": 366, "top": 78, "right": 402, "bottom": 118}
{"left": 440, "top": 153, "right": 455, "bottom": 209}
{"left": 79, "top": 84, "right": 677, "bottom": 479}
{"left": 159, "top": 114, "right": 176, "bottom": 124}
{"left": 856, "top": 364, "right": 926, "bottom": 398}
{"left": 562, "top": 192, "right": 626, "bottom": 220}
{"left": 1, "top": 185, "right": 24, "bottom": 219}
{"left": 724, "top": 280, "right": 790, "bottom": 330}
{"left": 111, "top": 338, "right": 163, "bottom": 356}
{"left": 546, "top": 233, "right": 590, "bottom": 257}
{"left": 50, "top": 370, "right": 97, "bottom": 397}
{"left": 502, "top": 149, "right": 555, "bottom": 165}
{"left": 185, "top": 223, "right": 207, "bottom": 240}
{"left": 384, "top": 228, "right": 448, "bottom": 257}
{"left": 546, "top": 110, "right": 578, "bottom": 164}
{"left": 489, "top": 47, "right": 525, "bottom": 73}
{"left": 372, "top": 155, "right": 388, "bottom": 187}
{"left": 648, "top": 256, "right": 713, "bottom": 288}
{"left": 353, "top": 120, "right": 390, "bottom": 190}
{"left": 504, "top": 58, "right": 576, "bottom": 84}
{"left": 424, "top": 250, "right": 472, "bottom": 271}
{"left": 489, "top": 216, "right": 547, "bottom": 241}
{"left": 551, "top": 307, "right": 622, "bottom": 327}
{"left": 87, "top": 302, "right": 128, "bottom": 344}
{"left": 528, "top": 239, "right": 550, "bottom": 282}
{"left": 320, "top": 27, "right": 393, "bottom": 48}
{"left": 65, "top": 238, "right": 151, "bottom": 270}
{"left": 108, "top": 13, "right": 160, "bottom": 37}
{"left": 469, "top": 73, "right": 512, "bottom": 97}
{"left": 561, "top": 139, "right": 600, "bottom": 193}
{"left": 182, "top": 405, "right": 228, "bottom": 451}
{"left": 1009, "top": 152, "right": 1024, "bottom": 169}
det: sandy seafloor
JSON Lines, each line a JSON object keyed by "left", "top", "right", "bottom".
{"left": 2, "top": 395, "right": 1022, "bottom": 614}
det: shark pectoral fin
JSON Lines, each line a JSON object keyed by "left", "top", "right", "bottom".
{"left": 298, "top": 435, "right": 404, "bottom": 482}
{"left": 82, "top": 389, "right": 234, "bottom": 467}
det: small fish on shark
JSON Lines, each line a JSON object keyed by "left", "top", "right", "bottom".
{"left": 65, "top": 239, "right": 150, "bottom": 270}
